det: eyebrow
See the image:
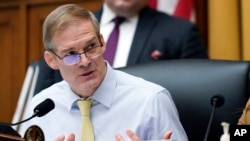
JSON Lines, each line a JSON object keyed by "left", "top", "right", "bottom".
{"left": 58, "top": 35, "right": 98, "bottom": 54}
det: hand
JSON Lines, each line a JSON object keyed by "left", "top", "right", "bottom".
{"left": 114, "top": 129, "right": 173, "bottom": 141}
{"left": 162, "top": 130, "right": 173, "bottom": 139}
{"left": 53, "top": 133, "right": 75, "bottom": 141}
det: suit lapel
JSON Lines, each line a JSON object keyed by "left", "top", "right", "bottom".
{"left": 127, "top": 7, "right": 157, "bottom": 65}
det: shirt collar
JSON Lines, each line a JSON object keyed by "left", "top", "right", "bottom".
{"left": 100, "top": 3, "right": 117, "bottom": 25}
{"left": 92, "top": 62, "right": 116, "bottom": 108}
{"left": 101, "top": 3, "right": 138, "bottom": 24}
{"left": 62, "top": 82, "right": 82, "bottom": 111}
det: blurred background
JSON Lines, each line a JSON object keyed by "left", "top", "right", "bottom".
{"left": 0, "top": 0, "right": 249, "bottom": 123}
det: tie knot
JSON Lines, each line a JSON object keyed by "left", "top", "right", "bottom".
{"left": 113, "top": 16, "right": 126, "bottom": 26}
{"left": 77, "top": 99, "right": 92, "bottom": 116}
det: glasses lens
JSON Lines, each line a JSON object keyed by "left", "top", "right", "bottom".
{"left": 86, "top": 46, "right": 102, "bottom": 58}
{"left": 63, "top": 54, "right": 80, "bottom": 65}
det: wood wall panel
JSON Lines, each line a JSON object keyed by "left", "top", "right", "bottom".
{"left": 194, "top": 0, "right": 208, "bottom": 48}
{"left": 0, "top": 7, "right": 26, "bottom": 122}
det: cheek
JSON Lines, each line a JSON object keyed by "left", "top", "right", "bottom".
{"left": 59, "top": 66, "right": 75, "bottom": 81}
{"left": 92, "top": 58, "right": 106, "bottom": 79}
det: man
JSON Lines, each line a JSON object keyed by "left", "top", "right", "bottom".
{"left": 34, "top": 0, "right": 208, "bottom": 94}
{"left": 97, "top": 0, "right": 208, "bottom": 68}
{"left": 21, "top": 4, "right": 188, "bottom": 141}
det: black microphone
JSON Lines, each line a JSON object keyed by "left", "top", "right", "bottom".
{"left": 204, "top": 95, "right": 225, "bottom": 141}
{"left": 0, "top": 98, "right": 55, "bottom": 126}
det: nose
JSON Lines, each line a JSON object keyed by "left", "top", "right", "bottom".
{"left": 78, "top": 53, "right": 90, "bottom": 66}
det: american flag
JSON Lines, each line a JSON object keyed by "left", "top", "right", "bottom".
{"left": 148, "top": 0, "right": 195, "bottom": 22}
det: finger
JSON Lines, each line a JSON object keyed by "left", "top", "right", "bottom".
{"left": 66, "top": 133, "right": 75, "bottom": 141}
{"left": 53, "top": 135, "right": 65, "bottom": 141}
{"left": 163, "top": 130, "right": 173, "bottom": 139}
{"left": 126, "top": 129, "right": 141, "bottom": 141}
{"left": 114, "top": 133, "right": 125, "bottom": 141}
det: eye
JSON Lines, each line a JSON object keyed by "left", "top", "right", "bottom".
{"left": 65, "top": 51, "right": 78, "bottom": 57}
{"left": 85, "top": 43, "right": 95, "bottom": 51}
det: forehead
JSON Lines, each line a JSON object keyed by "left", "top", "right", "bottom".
{"left": 52, "top": 20, "right": 97, "bottom": 47}
{"left": 55, "top": 19, "right": 95, "bottom": 35}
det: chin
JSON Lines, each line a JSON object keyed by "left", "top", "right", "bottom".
{"left": 82, "top": 79, "right": 100, "bottom": 90}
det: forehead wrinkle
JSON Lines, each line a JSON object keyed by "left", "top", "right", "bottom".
{"left": 52, "top": 20, "right": 97, "bottom": 52}
{"left": 77, "top": 32, "right": 96, "bottom": 42}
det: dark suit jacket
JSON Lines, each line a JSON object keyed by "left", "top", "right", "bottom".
{"left": 34, "top": 6, "right": 208, "bottom": 94}
{"left": 95, "top": 6, "right": 208, "bottom": 65}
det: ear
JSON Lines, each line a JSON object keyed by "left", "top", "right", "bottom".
{"left": 44, "top": 51, "right": 59, "bottom": 70}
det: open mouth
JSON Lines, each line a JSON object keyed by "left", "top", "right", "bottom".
{"left": 81, "top": 70, "right": 94, "bottom": 76}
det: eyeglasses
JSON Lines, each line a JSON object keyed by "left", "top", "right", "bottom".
{"left": 48, "top": 44, "right": 103, "bottom": 65}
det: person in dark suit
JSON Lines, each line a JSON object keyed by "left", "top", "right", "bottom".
{"left": 96, "top": 0, "right": 208, "bottom": 68}
{"left": 34, "top": 0, "right": 208, "bottom": 94}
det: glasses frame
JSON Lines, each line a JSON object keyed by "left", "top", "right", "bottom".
{"left": 48, "top": 44, "right": 103, "bottom": 65}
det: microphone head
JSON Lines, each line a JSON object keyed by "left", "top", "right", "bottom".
{"left": 211, "top": 95, "right": 225, "bottom": 108}
{"left": 33, "top": 98, "right": 55, "bottom": 117}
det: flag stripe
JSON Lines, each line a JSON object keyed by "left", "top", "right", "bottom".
{"left": 148, "top": 0, "right": 157, "bottom": 9}
{"left": 173, "top": 0, "right": 193, "bottom": 20}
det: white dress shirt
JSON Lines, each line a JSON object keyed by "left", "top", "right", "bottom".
{"left": 20, "top": 63, "right": 188, "bottom": 141}
{"left": 100, "top": 4, "right": 138, "bottom": 68}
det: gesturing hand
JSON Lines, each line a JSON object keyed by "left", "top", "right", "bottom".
{"left": 114, "top": 129, "right": 173, "bottom": 141}
{"left": 53, "top": 129, "right": 173, "bottom": 141}
{"left": 53, "top": 133, "right": 75, "bottom": 141}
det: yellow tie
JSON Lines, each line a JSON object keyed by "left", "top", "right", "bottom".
{"left": 77, "top": 99, "right": 94, "bottom": 141}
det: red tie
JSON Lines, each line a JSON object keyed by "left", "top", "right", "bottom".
{"left": 104, "top": 17, "right": 125, "bottom": 65}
